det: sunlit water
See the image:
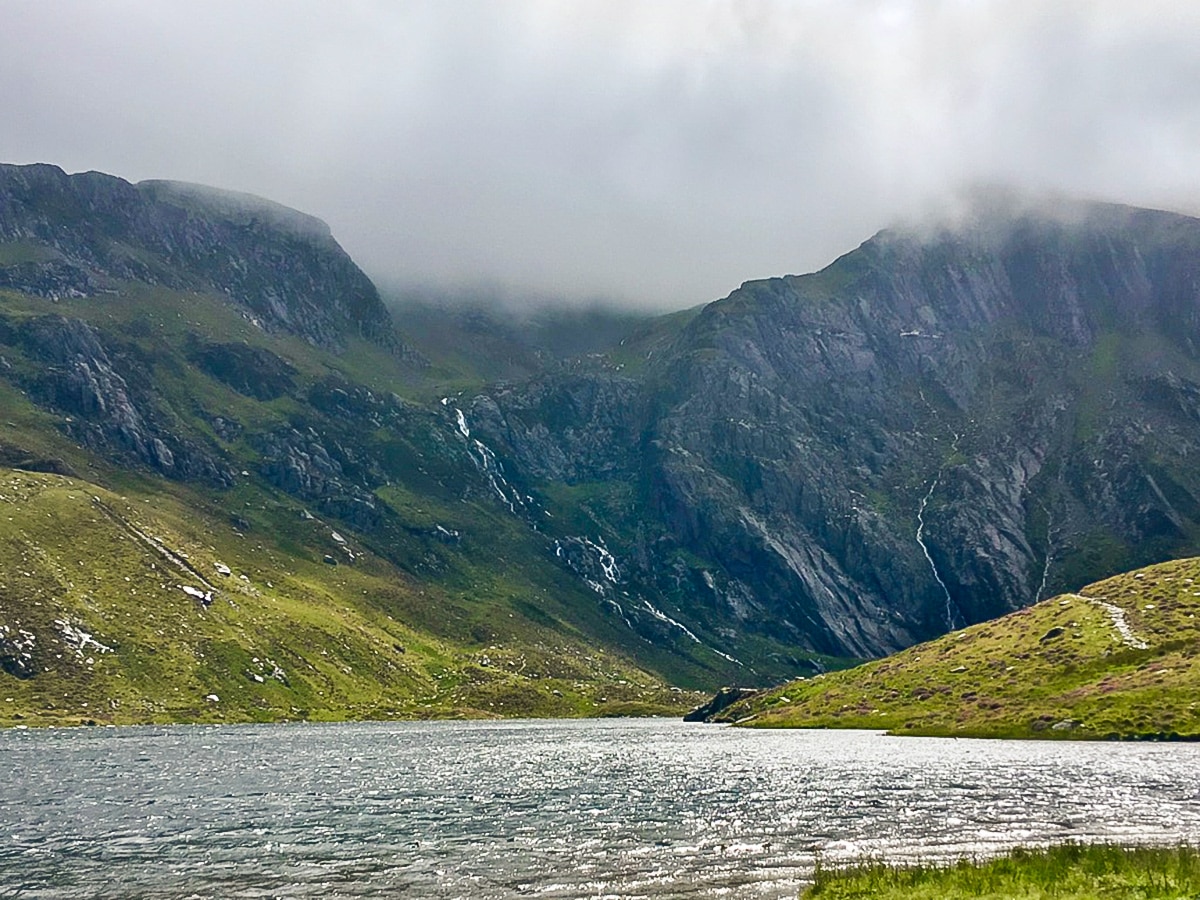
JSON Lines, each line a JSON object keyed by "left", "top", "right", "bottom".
{"left": 3, "top": 719, "right": 1200, "bottom": 898}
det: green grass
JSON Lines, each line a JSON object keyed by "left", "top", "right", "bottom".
{"left": 724, "top": 556, "right": 1200, "bottom": 739}
{"left": 788, "top": 247, "right": 875, "bottom": 303}
{"left": 605, "top": 304, "right": 704, "bottom": 374}
{"left": 0, "top": 240, "right": 61, "bottom": 266}
{"left": 805, "top": 843, "right": 1200, "bottom": 899}
{"left": 0, "top": 281, "right": 735, "bottom": 721}
{"left": 0, "top": 466, "right": 701, "bottom": 727}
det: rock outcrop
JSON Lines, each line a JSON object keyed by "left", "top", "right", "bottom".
{"left": 16, "top": 314, "right": 233, "bottom": 485}
{"left": 683, "top": 687, "right": 760, "bottom": 722}
{"left": 0, "top": 163, "right": 416, "bottom": 356}
{"left": 255, "top": 427, "right": 382, "bottom": 530}
{"left": 188, "top": 340, "right": 297, "bottom": 401}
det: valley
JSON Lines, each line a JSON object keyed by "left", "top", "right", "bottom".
{"left": 5, "top": 163, "right": 1200, "bottom": 729}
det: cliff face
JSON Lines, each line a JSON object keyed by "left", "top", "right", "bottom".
{"left": 0, "top": 164, "right": 405, "bottom": 353}
{"left": 469, "top": 203, "right": 1200, "bottom": 662}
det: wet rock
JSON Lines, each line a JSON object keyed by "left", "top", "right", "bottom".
{"left": 683, "top": 687, "right": 761, "bottom": 723}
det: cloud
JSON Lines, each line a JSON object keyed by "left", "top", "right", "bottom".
{"left": 2, "top": 1, "right": 1199, "bottom": 308}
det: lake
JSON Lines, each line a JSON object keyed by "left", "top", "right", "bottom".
{"left": 3, "top": 719, "right": 1199, "bottom": 898}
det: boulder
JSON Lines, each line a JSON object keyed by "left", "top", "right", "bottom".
{"left": 683, "top": 686, "right": 761, "bottom": 723}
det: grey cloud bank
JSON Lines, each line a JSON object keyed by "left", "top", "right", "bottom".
{"left": 2, "top": 1, "right": 1199, "bottom": 309}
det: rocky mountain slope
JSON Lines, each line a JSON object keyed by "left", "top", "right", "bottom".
{"left": 706, "top": 554, "right": 1200, "bottom": 740}
{"left": 0, "top": 163, "right": 406, "bottom": 353}
{"left": 466, "top": 198, "right": 1200, "bottom": 665}
{"left": 0, "top": 164, "right": 721, "bottom": 725}
{"left": 6, "top": 162, "right": 1200, "bottom": 720}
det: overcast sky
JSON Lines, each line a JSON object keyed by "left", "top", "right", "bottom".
{"left": 3, "top": 1, "right": 1200, "bottom": 309}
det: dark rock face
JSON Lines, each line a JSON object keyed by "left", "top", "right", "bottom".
{"left": 0, "top": 259, "right": 95, "bottom": 298}
{"left": 189, "top": 340, "right": 297, "bottom": 401}
{"left": 255, "top": 427, "right": 382, "bottom": 530}
{"left": 464, "top": 373, "right": 643, "bottom": 483}
{"left": 467, "top": 203, "right": 1200, "bottom": 664}
{"left": 17, "top": 315, "right": 233, "bottom": 485}
{"left": 0, "top": 625, "right": 38, "bottom": 679}
{"left": 0, "top": 163, "right": 414, "bottom": 356}
{"left": 249, "top": 379, "right": 485, "bottom": 538}
{"left": 0, "top": 441, "right": 76, "bottom": 477}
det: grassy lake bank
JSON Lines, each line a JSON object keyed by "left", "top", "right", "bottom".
{"left": 805, "top": 843, "right": 1200, "bottom": 899}
{"left": 716, "top": 557, "right": 1200, "bottom": 740}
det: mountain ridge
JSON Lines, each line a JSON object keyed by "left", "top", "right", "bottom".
{"left": 465, "top": 197, "right": 1200, "bottom": 660}
{"left": 0, "top": 163, "right": 408, "bottom": 355}
{"left": 7, "top": 164, "right": 1200, "bottom": 723}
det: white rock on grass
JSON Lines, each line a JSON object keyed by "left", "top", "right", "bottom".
{"left": 180, "top": 585, "right": 213, "bottom": 604}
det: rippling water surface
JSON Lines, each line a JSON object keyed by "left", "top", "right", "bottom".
{"left": 3, "top": 719, "right": 1200, "bottom": 898}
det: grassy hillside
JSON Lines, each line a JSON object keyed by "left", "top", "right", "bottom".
{"left": 0, "top": 276, "right": 714, "bottom": 726}
{"left": 385, "top": 294, "right": 671, "bottom": 392}
{"left": 0, "top": 466, "right": 699, "bottom": 727}
{"left": 719, "top": 556, "right": 1200, "bottom": 739}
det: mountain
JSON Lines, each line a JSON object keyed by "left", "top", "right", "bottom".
{"left": 0, "top": 163, "right": 719, "bottom": 726}
{"left": 702, "top": 554, "right": 1200, "bottom": 740}
{"left": 0, "top": 163, "right": 406, "bottom": 353}
{"left": 6, "top": 162, "right": 1200, "bottom": 725}
{"left": 464, "top": 196, "right": 1200, "bottom": 665}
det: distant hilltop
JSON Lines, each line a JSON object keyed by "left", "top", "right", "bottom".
{"left": 0, "top": 162, "right": 405, "bottom": 354}
{"left": 137, "top": 178, "right": 334, "bottom": 241}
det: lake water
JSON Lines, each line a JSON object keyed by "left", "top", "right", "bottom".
{"left": 3, "top": 719, "right": 1200, "bottom": 899}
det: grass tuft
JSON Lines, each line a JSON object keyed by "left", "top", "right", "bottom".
{"left": 806, "top": 843, "right": 1200, "bottom": 899}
